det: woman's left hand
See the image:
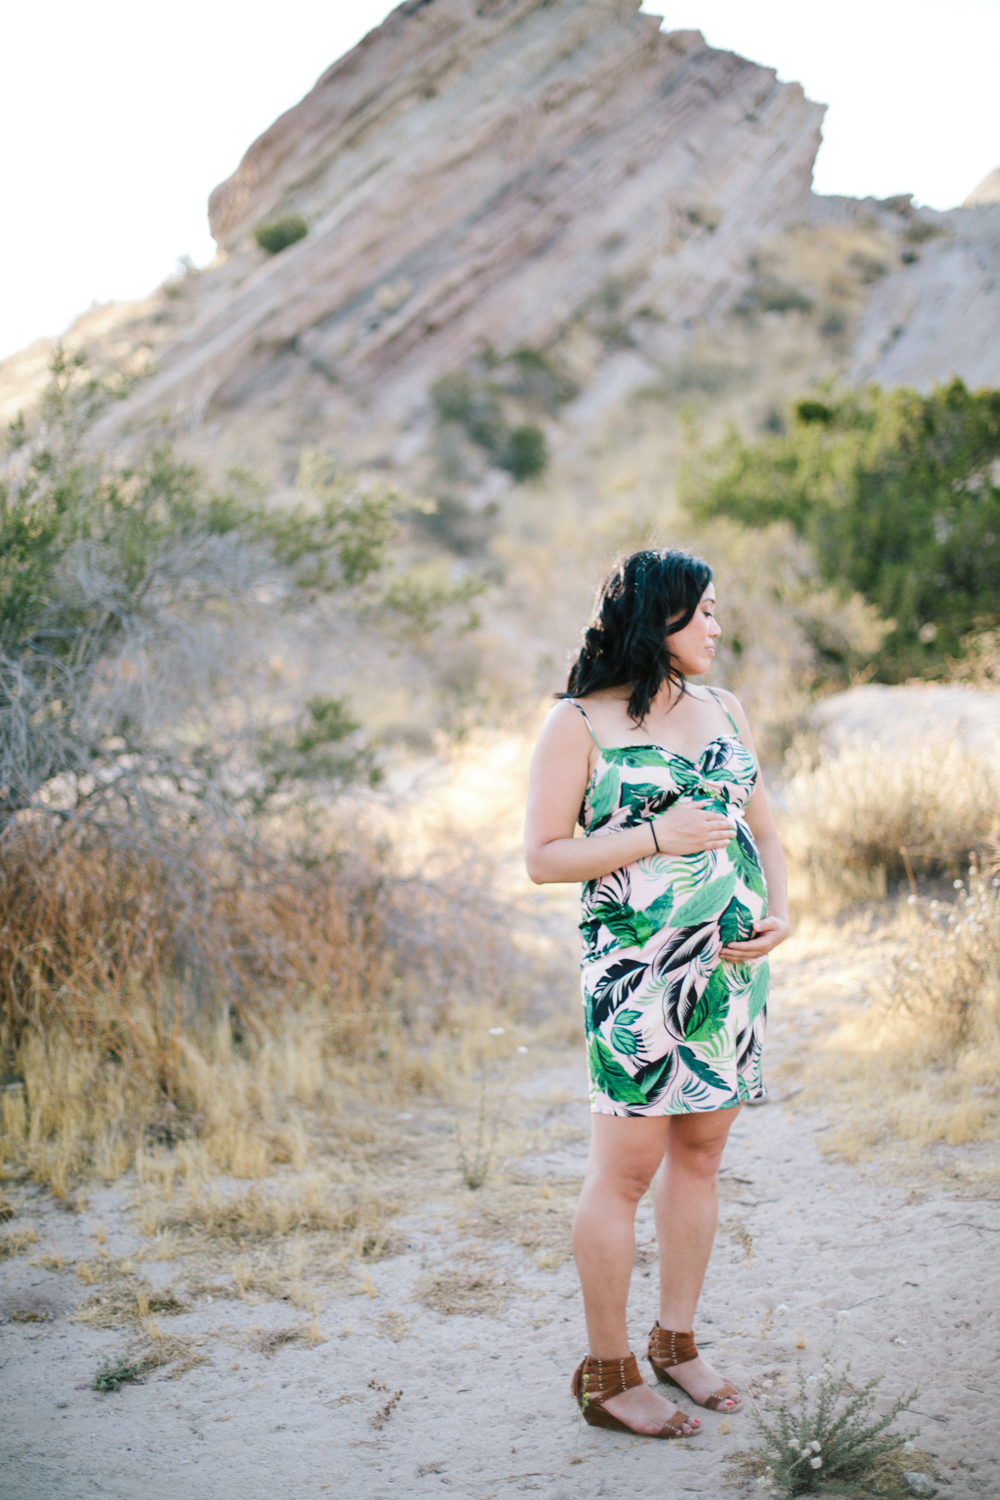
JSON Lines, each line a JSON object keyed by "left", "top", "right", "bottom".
{"left": 720, "top": 914, "right": 789, "bottom": 963}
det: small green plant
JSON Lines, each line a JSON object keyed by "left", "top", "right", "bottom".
{"left": 454, "top": 1042, "right": 513, "bottom": 1192}
{"left": 748, "top": 1356, "right": 918, "bottom": 1496}
{"left": 93, "top": 1354, "right": 152, "bottom": 1392}
{"left": 456, "top": 1065, "right": 494, "bottom": 1190}
{"left": 502, "top": 423, "right": 547, "bottom": 481}
{"left": 430, "top": 369, "right": 550, "bottom": 482}
{"left": 903, "top": 219, "right": 945, "bottom": 245}
{"left": 735, "top": 277, "right": 814, "bottom": 316}
{"left": 253, "top": 215, "right": 308, "bottom": 255}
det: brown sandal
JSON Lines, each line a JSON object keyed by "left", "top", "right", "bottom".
{"left": 570, "top": 1352, "right": 698, "bottom": 1437}
{"left": 647, "top": 1323, "right": 742, "bottom": 1412}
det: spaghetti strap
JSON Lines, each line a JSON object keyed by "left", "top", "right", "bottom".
{"left": 706, "top": 687, "right": 741, "bottom": 740}
{"left": 565, "top": 699, "right": 603, "bottom": 750}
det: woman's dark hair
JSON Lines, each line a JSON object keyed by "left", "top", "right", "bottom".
{"left": 561, "top": 548, "right": 712, "bottom": 724}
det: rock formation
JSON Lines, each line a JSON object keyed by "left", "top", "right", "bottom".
{"left": 3, "top": 0, "right": 1000, "bottom": 477}
{"left": 963, "top": 167, "right": 1000, "bottom": 208}
{"left": 91, "top": 0, "right": 827, "bottom": 464}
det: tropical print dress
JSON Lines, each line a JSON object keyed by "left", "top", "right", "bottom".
{"left": 571, "top": 693, "right": 768, "bottom": 1116}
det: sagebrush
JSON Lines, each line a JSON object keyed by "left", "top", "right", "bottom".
{"left": 748, "top": 1356, "right": 917, "bottom": 1496}
{"left": 780, "top": 734, "right": 1000, "bottom": 902}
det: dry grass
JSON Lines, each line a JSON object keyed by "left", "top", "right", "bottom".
{"left": 249, "top": 1318, "right": 324, "bottom": 1356}
{"left": 471, "top": 1174, "right": 578, "bottom": 1270}
{"left": 780, "top": 735, "right": 1000, "bottom": 907}
{"left": 0, "top": 821, "right": 393, "bottom": 1078}
{"left": 139, "top": 1178, "right": 400, "bottom": 1256}
{"left": 73, "top": 1273, "right": 188, "bottom": 1330}
{"left": 93, "top": 1334, "right": 210, "bottom": 1390}
{"left": 791, "top": 876, "right": 1000, "bottom": 1169}
{"left": 0, "top": 1225, "right": 38, "bottom": 1259}
{"left": 0, "top": 801, "right": 542, "bottom": 1201}
{"left": 416, "top": 1252, "right": 509, "bottom": 1317}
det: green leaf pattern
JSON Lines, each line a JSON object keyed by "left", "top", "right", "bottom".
{"left": 579, "top": 729, "right": 769, "bottom": 1115}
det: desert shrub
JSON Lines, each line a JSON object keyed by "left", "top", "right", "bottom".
{"left": 253, "top": 216, "right": 308, "bottom": 255}
{"left": 847, "top": 250, "right": 888, "bottom": 283}
{"left": 502, "top": 423, "right": 546, "bottom": 481}
{"left": 685, "top": 378, "right": 1000, "bottom": 679}
{"left": 0, "top": 354, "right": 400, "bottom": 834}
{"left": 903, "top": 218, "right": 945, "bottom": 244}
{"left": 948, "top": 624, "right": 1000, "bottom": 686}
{"left": 734, "top": 277, "right": 813, "bottom": 316}
{"left": 500, "top": 347, "right": 577, "bottom": 411}
{"left": 748, "top": 1356, "right": 917, "bottom": 1496}
{"left": 883, "top": 869, "right": 1000, "bottom": 1051}
{"left": 430, "top": 370, "right": 549, "bottom": 483}
{"left": 410, "top": 494, "right": 498, "bottom": 556}
{"left": 430, "top": 373, "right": 506, "bottom": 454}
{"left": 0, "top": 818, "right": 533, "bottom": 1193}
{"left": 780, "top": 736, "right": 1000, "bottom": 902}
{"left": 0, "top": 353, "right": 491, "bottom": 1057}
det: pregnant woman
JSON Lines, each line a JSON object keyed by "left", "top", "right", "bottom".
{"left": 524, "top": 548, "right": 789, "bottom": 1440}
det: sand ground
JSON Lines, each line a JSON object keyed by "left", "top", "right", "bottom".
{"left": 2, "top": 937, "right": 999, "bottom": 1500}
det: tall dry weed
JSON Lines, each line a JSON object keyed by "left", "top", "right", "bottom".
{"left": 800, "top": 873, "right": 1000, "bottom": 1161}
{"left": 0, "top": 812, "right": 541, "bottom": 1194}
{"left": 780, "top": 735, "right": 1000, "bottom": 905}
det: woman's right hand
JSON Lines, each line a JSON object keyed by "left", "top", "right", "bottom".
{"left": 651, "top": 802, "right": 736, "bottom": 856}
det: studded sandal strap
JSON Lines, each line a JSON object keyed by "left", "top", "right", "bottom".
{"left": 648, "top": 1323, "right": 698, "bottom": 1368}
{"left": 701, "top": 1382, "right": 740, "bottom": 1411}
{"left": 661, "top": 1409, "right": 693, "bottom": 1435}
{"left": 578, "top": 1352, "right": 644, "bottom": 1407}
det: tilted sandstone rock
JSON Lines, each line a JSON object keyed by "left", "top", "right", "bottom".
{"left": 89, "top": 0, "right": 825, "bottom": 458}
{"left": 4, "top": 0, "right": 1000, "bottom": 475}
{"left": 963, "top": 167, "right": 1000, "bottom": 208}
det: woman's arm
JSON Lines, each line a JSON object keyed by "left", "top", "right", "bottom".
{"left": 712, "top": 690, "right": 790, "bottom": 962}
{"left": 524, "top": 702, "right": 736, "bottom": 885}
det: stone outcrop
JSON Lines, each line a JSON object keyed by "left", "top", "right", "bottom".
{"left": 963, "top": 167, "right": 1000, "bottom": 207}
{"left": 4, "top": 0, "right": 1000, "bottom": 469}
{"left": 90, "top": 0, "right": 824, "bottom": 455}
{"left": 849, "top": 203, "right": 1000, "bottom": 391}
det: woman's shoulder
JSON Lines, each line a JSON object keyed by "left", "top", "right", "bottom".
{"left": 706, "top": 684, "right": 743, "bottom": 711}
{"left": 706, "top": 685, "right": 753, "bottom": 739}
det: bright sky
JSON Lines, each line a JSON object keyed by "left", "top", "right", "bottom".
{"left": 1, "top": 1, "right": 997, "bottom": 363}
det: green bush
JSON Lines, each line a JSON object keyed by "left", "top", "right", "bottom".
{"left": 685, "top": 378, "right": 1000, "bottom": 679}
{"left": 749, "top": 1357, "right": 918, "bottom": 1496}
{"left": 430, "top": 372, "right": 548, "bottom": 483}
{"left": 0, "top": 353, "right": 402, "bottom": 831}
{"left": 253, "top": 215, "right": 308, "bottom": 255}
{"left": 734, "top": 278, "right": 813, "bottom": 317}
{"left": 502, "top": 347, "right": 578, "bottom": 411}
{"left": 501, "top": 424, "right": 547, "bottom": 481}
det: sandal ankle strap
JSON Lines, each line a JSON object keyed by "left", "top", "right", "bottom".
{"left": 579, "top": 1352, "right": 643, "bottom": 1405}
{"left": 648, "top": 1322, "right": 698, "bottom": 1368}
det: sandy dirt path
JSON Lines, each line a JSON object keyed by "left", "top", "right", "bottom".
{"left": 3, "top": 942, "right": 999, "bottom": 1500}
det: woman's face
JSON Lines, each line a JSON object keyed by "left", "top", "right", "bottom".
{"left": 668, "top": 584, "right": 721, "bottom": 677}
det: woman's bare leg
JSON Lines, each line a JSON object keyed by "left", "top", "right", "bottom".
{"left": 654, "top": 1105, "right": 742, "bottom": 1409}
{"left": 572, "top": 1114, "right": 699, "bottom": 1435}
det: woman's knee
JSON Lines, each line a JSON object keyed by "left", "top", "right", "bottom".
{"left": 665, "top": 1131, "right": 728, "bottom": 1180}
{"left": 583, "top": 1158, "right": 657, "bottom": 1203}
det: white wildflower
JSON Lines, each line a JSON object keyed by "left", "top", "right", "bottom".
{"left": 810, "top": 1457, "right": 823, "bottom": 1470}
{"left": 810, "top": 1440, "right": 822, "bottom": 1453}
{"left": 488, "top": 1027, "right": 505, "bottom": 1035}
{"left": 516, "top": 1045, "right": 528, "bottom": 1053}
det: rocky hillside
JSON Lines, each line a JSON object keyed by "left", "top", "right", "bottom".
{"left": 7, "top": 0, "right": 999, "bottom": 486}
{"left": 3, "top": 0, "right": 1000, "bottom": 754}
